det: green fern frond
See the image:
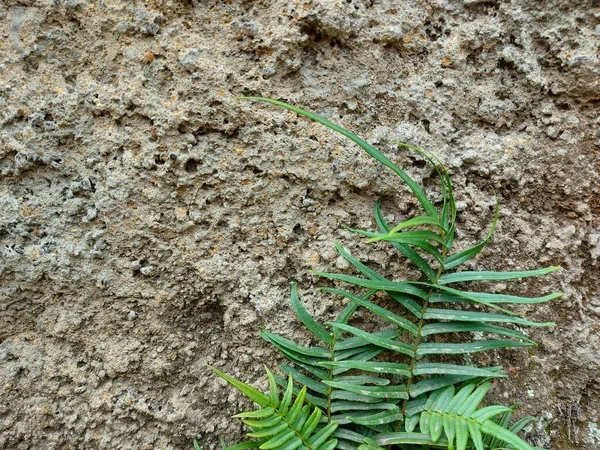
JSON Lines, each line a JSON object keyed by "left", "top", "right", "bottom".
{"left": 207, "top": 97, "right": 563, "bottom": 450}
{"left": 395, "top": 383, "right": 535, "bottom": 450}
{"left": 212, "top": 367, "right": 339, "bottom": 450}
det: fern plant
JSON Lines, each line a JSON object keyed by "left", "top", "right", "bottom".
{"left": 208, "top": 98, "right": 560, "bottom": 450}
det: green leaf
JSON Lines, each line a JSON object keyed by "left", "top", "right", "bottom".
{"left": 335, "top": 330, "right": 397, "bottom": 350}
{"left": 287, "top": 416, "right": 312, "bottom": 442}
{"left": 455, "top": 418, "right": 469, "bottom": 450}
{"left": 373, "top": 200, "right": 437, "bottom": 282}
{"left": 334, "top": 242, "right": 384, "bottom": 281}
{"left": 301, "top": 407, "right": 323, "bottom": 438}
{"left": 280, "top": 373, "right": 295, "bottom": 414}
{"left": 420, "top": 411, "right": 432, "bottom": 437}
{"left": 335, "top": 236, "right": 427, "bottom": 317}
{"left": 467, "top": 421, "right": 484, "bottom": 450}
{"left": 357, "top": 436, "right": 383, "bottom": 450}
{"left": 423, "top": 308, "right": 555, "bottom": 327}
{"left": 275, "top": 376, "right": 327, "bottom": 409}
{"left": 261, "top": 339, "right": 329, "bottom": 379}
{"left": 421, "top": 321, "right": 534, "bottom": 343}
{"left": 323, "top": 380, "right": 409, "bottom": 399}
{"left": 245, "top": 97, "right": 439, "bottom": 218}
{"left": 457, "top": 383, "right": 491, "bottom": 416}
{"left": 260, "top": 430, "right": 295, "bottom": 449}
{"left": 321, "top": 360, "right": 411, "bottom": 377}
{"left": 429, "top": 290, "right": 562, "bottom": 305}
{"left": 302, "top": 391, "right": 328, "bottom": 410}
{"left": 410, "top": 374, "right": 485, "bottom": 399}
{"left": 261, "top": 330, "right": 330, "bottom": 358}
{"left": 510, "top": 415, "right": 535, "bottom": 435}
{"left": 309, "top": 423, "right": 339, "bottom": 448}
{"left": 274, "top": 351, "right": 329, "bottom": 380}
{"left": 388, "top": 292, "right": 423, "bottom": 319}
{"left": 367, "top": 235, "right": 446, "bottom": 265}
{"left": 313, "top": 271, "right": 428, "bottom": 300}
{"left": 353, "top": 439, "right": 376, "bottom": 450}
{"left": 233, "top": 408, "right": 276, "bottom": 419}
{"left": 387, "top": 215, "right": 445, "bottom": 234}
{"left": 249, "top": 422, "right": 289, "bottom": 438}
{"left": 430, "top": 388, "right": 452, "bottom": 412}
{"left": 319, "top": 287, "right": 418, "bottom": 336}
{"left": 278, "top": 438, "right": 303, "bottom": 450}
{"left": 396, "top": 143, "right": 455, "bottom": 234}
{"left": 404, "top": 414, "right": 421, "bottom": 433}
{"left": 374, "top": 432, "right": 448, "bottom": 446}
{"left": 332, "top": 428, "right": 370, "bottom": 443}
{"left": 334, "top": 347, "right": 385, "bottom": 372}
{"left": 331, "top": 401, "right": 399, "bottom": 413}
{"left": 210, "top": 366, "right": 270, "bottom": 407}
{"left": 439, "top": 266, "right": 561, "bottom": 284}
{"left": 487, "top": 408, "right": 514, "bottom": 449}
{"left": 193, "top": 440, "right": 203, "bottom": 450}
{"left": 331, "top": 390, "right": 389, "bottom": 403}
{"left": 409, "top": 284, "right": 517, "bottom": 315}
{"left": 290, "top": 282, "right": 333, "bottom": 345}
{"left": 333, "top": 375, "right": 390, "bottom": 386}
{"left": 429, "top": 412, "right": 444, "bottom": 443}
{"left": 446, "top": 384, "right": 476, "bottom": 413}
{"left": 242, "top": 414, "right": 282, "bottom": 429}
{"left": 265, "top": 367, "right": 280, "bottom": 407}
{"left": 416, "top": 339, "right": 533, "bottom": 356}
{"left": 367, "top": 230, "right": 447, "bottom": 247}
{"left": 326, "top": 322, "right": 415, "bottom": 357}
{"left": 481, "top": 420, "right": 535, "bottom": 450}
{"left": 280, "top": 365, "right": 328, "bottom": 395}
{"left": 405, "top": 397, "right": 428, "bottom": 417}
{"left": 413, "top": 363, "right": 506, "bottom": 378}
{"left": 287, "top": 386, "right": 307, "bottom": 422}
{"left": 343, "top": 409, "right": 403, "bottom": 426}
{"left": 442, "top": 415, "right": 455, "bottom": 450}
{"left": 318, "top": 439, "right": 339, "bottom": 450}
{"left": 471, "top": 405, "right": 512, "bottom": 422}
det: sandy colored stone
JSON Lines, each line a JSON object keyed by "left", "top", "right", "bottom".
{"left": 0, "top": 1, "right": 599, "bottom": 449}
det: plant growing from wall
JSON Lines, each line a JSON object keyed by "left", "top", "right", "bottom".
{"left": 206, "top": 97, "right": 560, "bottom": 450}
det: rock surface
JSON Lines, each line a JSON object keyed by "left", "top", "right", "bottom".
{"left": 0, "top": 1, "right": 599, "bottom": 449}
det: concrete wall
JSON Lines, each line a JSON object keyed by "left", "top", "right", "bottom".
{"left": 0, "top": 1, "right": 599, "bottom": 448}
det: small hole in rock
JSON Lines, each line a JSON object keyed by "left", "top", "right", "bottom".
{"left": 185, "top": 159, "right": 199, "bottom": 173}
{"left": 422, "top": 119, "right": 431, "bottom": 133}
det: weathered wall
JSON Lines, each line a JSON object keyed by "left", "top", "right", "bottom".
{"left": 0, "top": 0, "right": 599, "bottom": 449}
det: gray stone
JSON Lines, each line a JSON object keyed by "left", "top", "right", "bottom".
{"left": 0, "top": 1, "right": 598, "bottom": 449}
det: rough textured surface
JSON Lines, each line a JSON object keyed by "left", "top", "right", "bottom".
{"left": 0, "top": 1, "right": 599, "bottom": 449}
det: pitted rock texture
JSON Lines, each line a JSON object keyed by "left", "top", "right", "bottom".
{"left": 0, "top": 1, "right": 599, "bottom": 449}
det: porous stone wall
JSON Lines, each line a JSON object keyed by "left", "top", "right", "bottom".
{"left": 0, "top": 1, "right": 598, "bottom": 449}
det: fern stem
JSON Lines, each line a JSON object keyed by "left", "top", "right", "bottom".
{"left": 398, "top": 237, "right": 449, "bottom": 429}
{"left": 326, "top": 333, "right": 337, "bottom": 422}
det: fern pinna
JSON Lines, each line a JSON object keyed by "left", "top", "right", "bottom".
{"left": 210, "top": 98, "right": 560, "bottom": 450}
